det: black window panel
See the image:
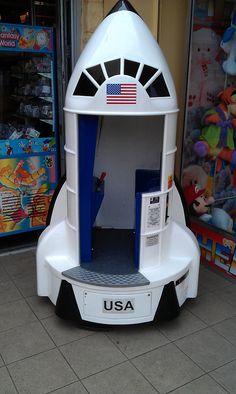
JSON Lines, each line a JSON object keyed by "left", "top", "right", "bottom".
{"left": 86, "top": 64, "right": 105, "bottom": 85}
{"left": 139, "top": 64, "right": 158, "bottom": 86}
{"left": 104, "top": 59, "right": 121, "bottom": 77}
{"left": 73, "top": 73, "right": 98, "bottom": 96}
{"left": 146, "top": 73, "right": 170, "bottom": 97}
{"left": 124, "top": 59, "right": 140, "bottom": 77}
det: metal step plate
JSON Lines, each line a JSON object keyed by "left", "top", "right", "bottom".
{"left": 62, "top": 265, "right": 150, "bottom": 287}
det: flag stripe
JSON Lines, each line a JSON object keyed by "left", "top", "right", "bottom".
{"left": 107, "top": 97, "right": 136, "bottom": 99}
{"left": 106, "top": 83, "right": 137, "bottom": 104}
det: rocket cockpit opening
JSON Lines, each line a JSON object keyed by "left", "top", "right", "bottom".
{"left": 79, "top": 114, "right": 164, "bottom": 272}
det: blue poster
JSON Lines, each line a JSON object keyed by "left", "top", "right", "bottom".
{"left": 0, "top": 23, "right": 53, "bottom": 52}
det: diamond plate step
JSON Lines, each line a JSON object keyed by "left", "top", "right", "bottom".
{"left": 62, "top": 266, "right": 150, "bottom": 287}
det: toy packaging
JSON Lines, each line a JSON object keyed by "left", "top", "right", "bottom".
{"left": 191, "top": 217, "right": 236, "bottom": 276}
{"left": 182, "top": 0, "right": 236, "bottom": 277}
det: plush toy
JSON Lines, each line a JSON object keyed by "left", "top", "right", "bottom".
{"left": 194, "top": 87, "right": 236, "bottom": 167}
{"left": 215, "top": 168, "right": 232, "bottom": 195}
{"left": 223, "top": 194, "right": 236, "bottom": 221}
{"left": 189, "top": 27, "right": 224, "bottom": 108}
{"left": 181, "top": 164, "right": 208, "bottom": 189}
{"left": 221, "top": 8, "right": 236, "bottom": 76}
{"left": 184, "top": 184, "right": 234, "bottom": 232}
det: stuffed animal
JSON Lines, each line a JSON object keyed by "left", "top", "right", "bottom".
{"left": 182, "top": 164, "right": 208, "bottom": 189}
{"left": 194, "top": 87, "right": 236, "bottom": 166}
{"left": 189, "top": 27, "right": 224, "bottom": 108}
{"left": 215, "top": 168, "right": 232, "bottom": 195}
{"left": 184, "top": 184, "right": 234, "bottom": 232}
{"left": 221, "top": 8, "right": 236, "bottom": 75}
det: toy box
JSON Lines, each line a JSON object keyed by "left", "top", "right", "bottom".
{"left": 191, "top": 217, "right": 236, "bottom": 277}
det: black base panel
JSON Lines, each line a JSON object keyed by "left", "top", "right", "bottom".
{"left": 55, "top": 280, "right": 110, "bottom": 330}
{"left": 55, "top": 279, "right": 181, "bottom": 329}
{"left": 154, "top": 281, "right": 180, "bottom": 321}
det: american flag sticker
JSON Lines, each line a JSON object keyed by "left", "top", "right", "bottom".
{"left": 106, "top": 83, "right": 137, "bottom": 104}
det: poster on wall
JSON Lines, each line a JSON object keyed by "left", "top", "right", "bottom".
{"left": 0, "top": 155, "right": 56, "bottom": 235}
{"left": 0, "top": 24, "right": 53, "bottom": 52}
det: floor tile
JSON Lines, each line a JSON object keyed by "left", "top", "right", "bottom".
{"left": 132, "top": 343, "right": 203, "bottom": 394}
{"left": 107, "top": 324, "right": 169, "bottom": 358}
{"left": 2, "top": 252, "right": 35, "bottom": 277}
{"left": 213, "top": 316, "right": 236, "bottom": 346}
{"left": 212, "top": 285, "right": 236, "bottom": 308}
{"left": 0, "top": 321, "right": 55, "bottom": 364}
{"left": 8, "top": 348, "right": 77, "bottom": 394}
{"left": 0, "top": 299, "right": 37, "bottom": 332}
{"left": 0, "top": 280, "right": 22, "bottom": 305}
{"left": 185, "top": 293, "right": 236, "bottom": 325}
{"left": 197, "top": 267, "right": 232, "bottom": 295}
{"left": 83, "top": 361, "right": 158, "bottom": 394}
{"left": 0, "top": 265, "right": 10, "bottom": 284}
{"left": 12, "top": 271, "right": 37, "bottom": 297}
{"left": 1, "top": 250, "right": 236, "bottom": 394}
{"left": 210, "top": 360, "right": 236, "bottom": 393}
{"left": 0, "top": 367, "right": 17, "bottom": 394}
{"left": 158, "top": 308, "right": 206, "bottom": 341}
{"left": 50, "top": 381, "right": 88, "bottom": 394}
{"left": 42, "top": 315, "right": 94, "bottom": 346}
{"left": 26, "top": 295, "right": 55, "bottom": 319}
{"left": 175, "top": 327, "right": 236, "bottom": 372}
{"left": 60, "top": 333, "right": 126, "bottom": 379}
{"left": 170, "top": 374, "right": 228, "bottom": 394}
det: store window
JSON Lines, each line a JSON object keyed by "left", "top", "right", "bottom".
{"left": 0, "top": 1, "right": 31, "bottom": 25}
{"left": 0, "top": 0, "right": 57, "bottom": 27}
{"left": 181, "top": 0, "right": 236, "bottom": 276}
{"left": 0, "top": 0, "right": 61, "bottom": 249}
{"left": 33, "top": 0, "right": 57, "bottom": 27}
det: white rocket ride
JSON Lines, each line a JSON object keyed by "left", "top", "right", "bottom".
{"left": 37, "top": 0, "right": 200, "bottom": 325}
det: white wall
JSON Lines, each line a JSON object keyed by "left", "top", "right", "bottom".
{"left": 94, "top": 116, "right": 164, "bottom": 228}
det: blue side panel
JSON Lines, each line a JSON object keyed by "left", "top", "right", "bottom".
{"left": 79, "top": 115, "right": 99, "bottom": 263}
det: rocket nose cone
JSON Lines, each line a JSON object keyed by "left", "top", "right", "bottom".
{"left": 107, "top": 0, "right": 139, "bottom": 17}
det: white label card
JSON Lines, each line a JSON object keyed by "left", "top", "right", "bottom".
{"left": 147, "top": 204, "right": 160, "bottom": 228}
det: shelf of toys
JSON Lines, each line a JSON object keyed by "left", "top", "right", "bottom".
{"left": 0, "top": 23, "right": 59, "bottom": 236}
{"left": 181, "top": 0, "right": 236, "bottom": 277}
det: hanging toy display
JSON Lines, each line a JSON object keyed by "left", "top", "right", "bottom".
{"left": 183, "top": 184, "right": 234, "bottom": 233}
{"left": 194, "top": 87, "right": 236, "bottom": 167}
{"left": 183, "top": 85, "right": 236, "bottom": 235}
{"left": 181, "top": 1, "right": 236, "bottom": 278}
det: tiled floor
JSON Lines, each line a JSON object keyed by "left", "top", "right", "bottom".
{"left": 0, "top": 250, "right": 236, "bottom": 393}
